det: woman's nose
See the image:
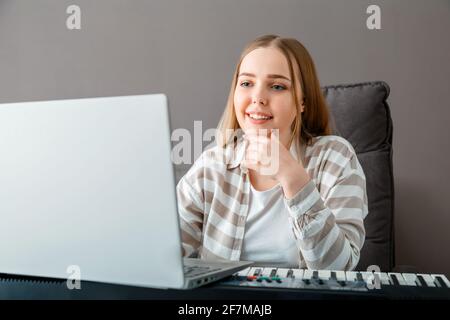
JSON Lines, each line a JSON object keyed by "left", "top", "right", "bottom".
{"left": 252, "top": 92, "right": 268, "bottom": 106}
{"left": 252, "top": 97, "right": 267, "bottom": 105}
{"left": 251, "top": 83, "right": 268, "bottom": 106}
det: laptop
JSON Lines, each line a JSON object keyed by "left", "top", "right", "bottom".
{"left": 0, "top": 94, "right": 252, "bottom": 289}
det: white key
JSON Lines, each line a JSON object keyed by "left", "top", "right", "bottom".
{"left": 292, "top": 269, "right": 304, "bottom": 279}
{"left": 417, "top": 274, "right": 436, "bottom": 287}
{"left": 236, "top": 267, "right": 251, "bottom": 277}
{"left": 303, "top": 269, "right": 314, "bottom": 280}
{"left": 318, "top": 270, "right": 331, "bottom": 280}
{"left": 431, "top": 274, "right": 450, "bottom": 288}
{"left": 376, "top": 272, "right": 391, "bottom": 285}
{"left": 345, "top": 271, "right": 358, "bottom": 282}
{"left": 388, "top": 273, "right": 407, "bottom": 286}
{"left": 276, "top": 268, "right": 290, "bottom": 278}
{"left": 401, "top": 273, "right": 418, "bottom": 286}
{"left": 334, "top": 270, "right": 347, "bottom": 282}
{"left": 360, "top": 271, "right": 372, "bottom": 281}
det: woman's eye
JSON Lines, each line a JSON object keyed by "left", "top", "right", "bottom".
{"left": 272, "top": 84, "right": 286, "bottom": 91}
{"left": 240, "top": 81, "right": 251, "bottom": 87}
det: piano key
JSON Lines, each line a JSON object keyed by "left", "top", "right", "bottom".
{"left": 292, "top": 269, "right": 304, "bottom": 279}
{"left": 416, "top": 275, "right": 428, "bottom": 287}
{"left": 388, "top": 273, "right": 407, "bottom": 286}
{"left": 333, "top": 270, "right": 347, "bottom": 282}
{"left": 261, "top": 268, "right": 275, "bottom": 277}
{"left": 431, "top": 274, "right": 450, "bottom": 288}
{"left": 235, "top": 267, "right": 252, "bottom": 277}
{"left": 360, "top": 271, "right": 373, "bottom": 281}
{"left": 417, "top": 274, "right": 436, "bottom": 287}
{"left": 312, "top": 270, "right": 319, "bottom": 280}
{"left": 318, "top": 270, "right": 332, "bottom": 280}
{"left": 286, "top": 269, "right": 294, "bottom": 278}
{"left": 330, "top": 271, "right": 337, "bottom": 281}
{"left": 345, "top": 271, "right": 358, "bottom": 282}
{"left": 303, "top": 269, "right": 314, "bottom": 280}
{"left": 248, "top": 267, "right": 262, "bottom": 277}
{"left": 433, "top": 276, "right": 447, "bottom": 288}
{"left": 376, "top": 272, "right": 392, "bottom": 285}
{"left": 311, "top": 270, "right": 324, "bottom": 284}
{"left": 361, "top": 271, "right": 384, "bottom": 287}
{"left": 356, "top": 272, "right": 364, "bottom": 282}
{"left": 276, "top": 268, "right": 290, "bottom": 278}
{"left": 269, "top": 269, "right": 278, "bottom": 278}
{"left": 390, "top": 274, "right": 399, "bottom": 286}
{"left": 401, "top": 273, "right": 419, "bottom": 286}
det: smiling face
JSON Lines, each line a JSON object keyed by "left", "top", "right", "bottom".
{"left": 234, "top": 46, "right": 304, "bottom": 147}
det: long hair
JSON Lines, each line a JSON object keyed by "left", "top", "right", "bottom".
{"left": 217, "top": 35, "right": 332, "bottom": 157}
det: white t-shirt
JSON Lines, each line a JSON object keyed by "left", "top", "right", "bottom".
{"left": 240, "top": 182, "right": 300, "bottom": 268}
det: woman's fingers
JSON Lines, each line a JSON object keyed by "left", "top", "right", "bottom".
{"left": 241, "top": 158, "right": 259, "bottom": 172}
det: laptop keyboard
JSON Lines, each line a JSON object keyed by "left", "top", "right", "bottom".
{"left": 183, "top": 266, "right": 221, "bottom": 278}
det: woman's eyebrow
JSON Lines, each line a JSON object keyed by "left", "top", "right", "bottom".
{"left": 238, "top": 72, "right": 291, "bottom": 82}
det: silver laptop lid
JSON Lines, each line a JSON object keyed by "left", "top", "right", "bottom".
{"left": 0, "top": 94, "right": 185, "bottom": 288}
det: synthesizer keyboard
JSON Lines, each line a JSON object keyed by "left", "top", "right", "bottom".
{"left": 219, "top": 267, "right": 450, "bottom": 299}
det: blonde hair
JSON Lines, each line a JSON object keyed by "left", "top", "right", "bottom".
{"left": 217, "top": 34, "right": 332, "bottom": 155}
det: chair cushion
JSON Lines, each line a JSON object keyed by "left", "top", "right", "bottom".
{"left": 322, "top": 81, "right": 394, "bottom": 271}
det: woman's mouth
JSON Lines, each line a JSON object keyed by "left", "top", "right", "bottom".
{"left": 246, "top": 112, "right": 273, "bottom": 124}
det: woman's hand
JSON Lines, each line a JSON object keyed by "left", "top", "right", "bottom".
{"left": 242, "top": 129, "right": 311, "bottom": 199}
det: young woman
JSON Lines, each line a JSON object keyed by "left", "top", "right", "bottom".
{"left": 177, "top": 35, "right": 368, "bottom": 271}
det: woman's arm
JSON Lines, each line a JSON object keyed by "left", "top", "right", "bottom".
{"left": 176, "top": 177, "right": 204, "bottom": 258}
{"left": 283, "top": 153, "right": 367, "bottom": 271}
{"left": 242, "top": 132, "right": 367, "bottom": 270}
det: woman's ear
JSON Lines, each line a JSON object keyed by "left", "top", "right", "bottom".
{"left": 300, "top": 101, "right": 305, "bottom": 113}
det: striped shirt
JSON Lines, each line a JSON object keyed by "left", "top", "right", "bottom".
{"left": 176, "top": 134, "right": 368, "bottom": 271}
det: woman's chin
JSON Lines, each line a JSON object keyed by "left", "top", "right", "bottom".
{"left": 244, "top": 125, "right": 272, "bottom": 132}
{"left": 244, "top": 121, "right": 273, "bottom": 131}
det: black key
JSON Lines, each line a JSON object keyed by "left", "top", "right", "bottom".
{"left": 435, "top": 276, "right": 448, "bottom": 288}
{"left": 390, "top": 274, "right": 400, "bottom": 286}
{"left": 312, "top": 271, "right": 319, "bottom": 280}
{"left": 287, "top": 269, "right": 294, "bottom": 278}
{"left": 416, "top": 275, "right": 428, "bottom": 287}
{"left": 312, "top": 271, "right": 324, "bottom": 285}
{"left": 270, "top": 269, "right": 277, "bottom": 277}
{"left": 338, "top": 280, "right": 346, "bottom": 287}
{"left": 330, "top": 272, "right": 337, "bottom": 281}
{"left": 356, "top": 273, "right": 364, "bottom": 282}
{"left": 254, "top": 268, "right": 262, "bottom": 276}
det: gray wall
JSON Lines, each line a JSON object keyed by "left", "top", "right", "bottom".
{"left": 1, "top": 0, "right": 449, "bottom": 276}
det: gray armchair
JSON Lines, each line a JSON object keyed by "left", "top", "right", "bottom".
{"left": 323, "top": 81, "right": 394, "bottom": 272}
